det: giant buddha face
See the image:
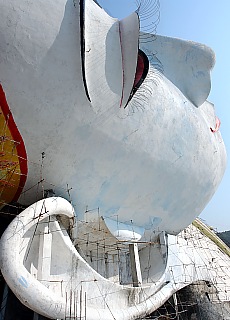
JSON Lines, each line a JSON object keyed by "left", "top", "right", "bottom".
{"left": 0, "top": 0, "right": 226, "bottom": 236}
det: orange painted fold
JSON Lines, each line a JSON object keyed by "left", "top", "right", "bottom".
{"left": 0, "top": 85, "right": 27, "bottom": 207}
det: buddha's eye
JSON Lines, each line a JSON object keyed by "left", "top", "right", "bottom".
{"left": 126, "top": 49, "right": 149, "bottom": 107}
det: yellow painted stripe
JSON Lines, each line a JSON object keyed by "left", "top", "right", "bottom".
{"left": 0, "top": 106, "right": 21, "bottom": 206}
{"left": 192, "top": 218, "right": 230, "bottom": 258}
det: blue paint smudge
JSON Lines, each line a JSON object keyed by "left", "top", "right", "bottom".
{"left": 144, "top": 216, "right": 162, "bottom": 230}
{"left": 18, "top": 276, "right": 28, "bottom": 288}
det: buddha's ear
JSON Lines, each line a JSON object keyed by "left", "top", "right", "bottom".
{"left": 141, "top": 35, "right": 215, "bottom": 107}
{"left": 83, "top": 0, "right": 139, "bottom": 113}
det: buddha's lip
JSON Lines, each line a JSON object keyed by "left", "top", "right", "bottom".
{"left": 210, "top": 116, "right": 221, "bottom": 133}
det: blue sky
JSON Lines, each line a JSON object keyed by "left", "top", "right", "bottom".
{"left": 98, "top": 0, "right": 230, "bottom": 231}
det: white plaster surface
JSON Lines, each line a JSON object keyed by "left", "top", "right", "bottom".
{"left": 0, "top": 197, "right": 230, "bottom": 319}
{"left": 140, "top": 34, "right": 215, "bottom": 107}
{"left": 0, "top": 0, "right": 228, "bottom": 318}
{"left": 0, "top": 0, "right": 227, "bottom": 238}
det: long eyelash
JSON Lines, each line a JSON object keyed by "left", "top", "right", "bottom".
{"left": 135, "top": 0, "right": 160, "bottom": 44}
{"left": 144, "top": 47, "right": 164, "bottom": 73}
{"left": 124, "top": 0, "right": 163, "bottom": 113}
{"left": 90, "top": 0, "right": 163, "bottom": 114}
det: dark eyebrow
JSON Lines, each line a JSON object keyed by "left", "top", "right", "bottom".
{"left": 80, "top": 0, "right": 91, "bottom": 102}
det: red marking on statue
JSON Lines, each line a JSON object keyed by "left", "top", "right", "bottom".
{"left": 0, "top": 160, "right": 17, "bottom": 169}
{"left": 0, "top": 180, "right": 16, "bottom": 188}
{"left": 210, "top": 117, "right": 221, "bottom": 133}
